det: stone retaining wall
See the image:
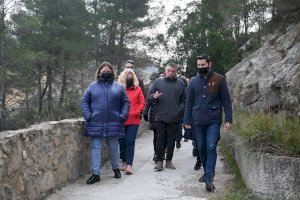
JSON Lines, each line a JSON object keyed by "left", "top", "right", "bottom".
{"left": 223, "top": 133, "right": 300, "bottom": 200}
{"left": 0, "top": 118, "right": 149, "bottom": 200}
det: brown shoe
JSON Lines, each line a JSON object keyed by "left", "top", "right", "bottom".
{"left": 120, "top": 162, "right": 127, "bottom": 171}
{"left": 125, "top": 165, "right": 133, "bottom": 175}
{"left": 165, "top": 160, "right": 176, "bottom": 169}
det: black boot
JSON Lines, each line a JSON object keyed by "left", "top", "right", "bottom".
{"left": 176, "top": 141, "right": 181, "bottom": 149}
{"left": 198, "top": 174, "right": 206, "bottom": 182}
{"left": 194, "top": 160, "right": 201, "bottom": 170}
{"left": 86, "top": 174, "right": 100, "bottom": 184}
{"left": 192, "top": 148, "right": 198, "bottom": 157}
{"left": 205, "top": 177, "right": 215, "bottom": 192}
{"left": 113, "top": 169, "right": 121, "bottom": 179}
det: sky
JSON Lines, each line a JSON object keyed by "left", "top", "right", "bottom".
{"left": 149, "top": 0, "right": 194, "bottom": 33}
{"left": 137, "top": 0, "right": 195, "bottom": 64}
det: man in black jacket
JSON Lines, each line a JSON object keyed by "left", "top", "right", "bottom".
{"left": 148, "top": 63, "right": 186, "bottom": 171}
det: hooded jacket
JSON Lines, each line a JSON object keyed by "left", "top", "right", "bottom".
{"left": 81, "top": 79, "right": 130, "bottom": 137}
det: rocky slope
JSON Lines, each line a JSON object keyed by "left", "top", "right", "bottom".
{"left": 226, "top": 23, "right": 300, "bottom": 116}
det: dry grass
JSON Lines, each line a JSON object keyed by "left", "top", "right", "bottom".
{"left": 233, "top": 110, "right": 300, "bottom": 157}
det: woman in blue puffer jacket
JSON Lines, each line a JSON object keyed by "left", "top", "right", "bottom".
{"left": 81, "top": 62, "right": 130, "bottom": 184}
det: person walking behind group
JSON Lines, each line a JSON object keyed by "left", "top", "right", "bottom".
{"left": 148, "top": 63, "right": 186, "bottom": 171}
{"left": 118, "top": 69, "right": 145, "bottom": 174}
{"left": 124, "top": 60, "right": 145, "bottom": 97}
{"left": 82, "top": 62, "right": 130, "bottom": 184}
{"left": 175, "top": 76, "right": 189, "bottom": 149}
{"left": 183, "top": 55, "right": 233, "bottom": 191}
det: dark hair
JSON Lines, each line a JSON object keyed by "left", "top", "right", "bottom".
{"left": 166, "top": 63, "right": 177, "bottom": 70}
{"left": 196, "top": 54, "right": 211, "bottom": 63}
{"left": 125, "top": 60, "right": 135, "bottom": 66}
{"left": 95, "top": 61, "right": 116, "bottom": 80}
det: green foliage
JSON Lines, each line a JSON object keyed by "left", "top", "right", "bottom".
{"left": 0, "top": 0, "right": 154, "bottom": 132}
{"left": 86, "top": 0, "right": 153, "bottom": 64}
{"left": 167, "top": 0, "right": 242, "bottom": 78}
{"left": 233, "top": 110, "right": 300, "bottom": 157}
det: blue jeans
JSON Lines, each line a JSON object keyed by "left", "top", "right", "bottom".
{"left": 119, "top": 125, "right": 139, "bottom": 165}
{"left": 195, "top": 123, "right": 221, "bottom": 180}
{"left": 192, "top": 140, "right": 202, "bottom": 162}
{"left": 90, "top": 137, "right": 119, "bottom": 175}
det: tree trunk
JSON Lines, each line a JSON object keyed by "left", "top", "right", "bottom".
{"left": 108, "top": 19, "right": 117, "bottom": 52}
{"left": 243, "top": 13, "right": 248, "bottom": 36}
{"left": 0, "top": 82, "right": 7, "bottom": 123}
{"left": 36, "top": 63, "right": 48, "bottom": 114}
{"left": 46, "top": 64, "right": 53, "bottom": 114}
{"left": 59, "top": 65, "right": 67, "bottom": 108}
{"left": 92, "top": 0, "right": 100, "bottom": 66}
{"left": 0, "top": 4, "right": 6, "bottom": 124}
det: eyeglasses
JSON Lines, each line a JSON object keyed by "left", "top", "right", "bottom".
{"left": 126, "top": 67, "right": 134, "bottom": 69}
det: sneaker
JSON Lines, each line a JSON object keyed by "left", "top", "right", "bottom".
{"left": 198, "top": 174, "right": 206, "bottom": 182}
{"left": 165, "top": 160, "right": 176, "bottom": 169}
{"left": 113, "top": 169, "right": 121, "bottom": 178}
{"left": 194, "top": 160, "right": 201, "bottom": 170}
{"left": 125, "top": 165, "right": 133, "bottom": 175}
{"left": 176, "top": 141, "right": 181, "bottom": 149}
{"left": 205, "top": 178, "right": 215, "bottom": 192}
{"left": 86, "top": 174, "right": 100, "bottom": 184}
{"left": 120, "top": 162, "right": 127, "bottom": 171}
{"left": 154, "top": 161, "right": 163, "bottom": 171}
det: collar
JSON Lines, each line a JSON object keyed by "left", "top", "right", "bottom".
{"left": 164, "top": 77, "right": 178, "bottom": 82}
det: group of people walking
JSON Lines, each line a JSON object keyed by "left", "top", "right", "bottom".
{"left": 81, "top": 55, "right": 233, "bottom": 192}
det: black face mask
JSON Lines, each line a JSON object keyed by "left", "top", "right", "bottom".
{"left": 198, "top": 67, "right": 209, "bottom": 75}
{"left": 126, "top": 77, "right": 134, "bottom": 88}
{"left": 100, "top": 72, "right": 113, "bottom": 81}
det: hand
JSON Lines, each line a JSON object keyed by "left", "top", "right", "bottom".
{"left": 153, "top": 91, "right": 162, "bottom": 99}
{"left": 223, "top": 122, "right": 233, "bottom": 132}
{"left": 184, "top": 124, "right": 191, "bottom": 129}
{"left": 143, "top": 114, "right": 148, "bottom": 121}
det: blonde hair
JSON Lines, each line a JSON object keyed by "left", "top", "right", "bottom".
{"left": 118, "top": 68, "right": 139, "bottom": 88}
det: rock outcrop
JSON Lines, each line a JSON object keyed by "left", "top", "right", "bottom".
{"left": 226, "top": 23, "right": 300, "bottom": 116}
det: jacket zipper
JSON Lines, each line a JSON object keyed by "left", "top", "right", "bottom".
{"left": 168, "top": 81, "right": 171, "bottom": 121}
{"left": 105, "top": 82, "right": 108, "bottom": 137}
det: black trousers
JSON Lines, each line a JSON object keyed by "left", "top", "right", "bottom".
{"left": 153, "top": 127, "right": 168, "bottom": 156}
{"left": 155, "top": 121, "right": 178, "bottom": 161}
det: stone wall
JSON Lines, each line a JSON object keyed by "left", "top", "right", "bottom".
{"left": 0, "top": 118, "right": 149, "bottom": 200}
{"left": 223, "top": 133, "right": 300, "bottom": 200}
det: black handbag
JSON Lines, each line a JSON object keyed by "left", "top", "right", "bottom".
{"left": 183, "top": 127, "right": 196, "bottom": 140}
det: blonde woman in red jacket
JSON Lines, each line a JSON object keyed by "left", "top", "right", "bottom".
{"left": 118, "top": 68, "right": 145, "bottom": 174}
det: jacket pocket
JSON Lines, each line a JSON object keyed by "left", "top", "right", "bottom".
{"left": 192, "top": 105, "right": 200, "bottom": 121}
{"left": 207, "top": 105, "right": 221, "bottom": 120}
{"left": 207, "top": 84, "right": 219, "bottom": 93}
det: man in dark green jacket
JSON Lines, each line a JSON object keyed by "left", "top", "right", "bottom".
{"left": 148, "top": 63, "right": 186, "bottom": 171}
